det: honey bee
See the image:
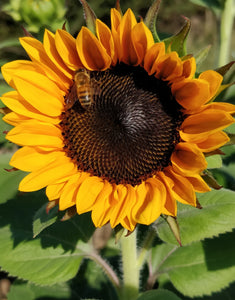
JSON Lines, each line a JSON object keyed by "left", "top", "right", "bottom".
{"left": 65, "top": 69, "right": 97, "bottom": 110}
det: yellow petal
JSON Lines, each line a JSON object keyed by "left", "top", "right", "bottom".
{"left": 109, "top": 184, "right": 128, "bottom": 228}
{"left": 76, "top": 27, "right": 111, "bottom": 71}
{"left": 1, "top": 60, "right": 70, "bottom": 92}
{"left": 19, "top": 155, "right": 77, "bottom": 191}
{"left": 144, "top": 42, "right": 165, "bottom": 75}
{"left": 20, "top": 37, "right": 72, "bottom": 84}
{"left": 76, "top": 176, "right": 105, "bottom": 213}
{"left": 196, "top": 131, "right": 230, "bottom": 152}
{"left": 10, "top": 146, "right": 63, "bottom": 172}
{"left": 3, "top": 112, "right": 30, "bottom": 126}
{"left": 96, "top": 19, "right": 116, "bottom": 65}
{"left": 59, "top": 173, "right": 86, "bottom": 210}
{"left": 1, "top": 91, "right": 60, "bottom": 124}
{"left": 43, "top": 29, "right": 73, "bottom": 79}
{"left": 91, "top": 181, "right": 113, "bottom": 227}
{"left": 133, "top": 178, "right": 166, "bottom": 225}
{"left": 111, "top": 8, "right": 122, "bottom": 31}
{"left": 171, "top": 142, "right": 207, "bottom": 176}
{"left": 121, "top": 216, "right": 136, "bottom": 232}
{"left": 165, "top": 167, "right": 196, "bottom": 206}
{"left": 46, "top": 182, "right": 67, "bottom": 200}
{"left": 199, "top": 70, "right": 223, "bottom": 101}
{"left": 12, "top": 70, "right": 64, "bottom": 116}
{"left": 110, "top": 8, "right": 122, "bottom": 61}
{"left": 110, "top": 184, "right": 135, "bottom": 228}
{"left": 20, "top": 37, "right": 49, "bottom": 64}
{"left": 171, "top": 78, "right": 210, "bottom": 110}
{"left": 155, "top": 52, "right": 183, "bottom": 81}
{"left": 55, "top": 29, "right": 82, "bottom": 71}
{"left": 6, "top": 120, "right": 63, "bottom": 148}
{"left": 186, "top": 174, "right": 211, "bottom": 193}
{"left": 200, "top": 102, "right": 235, "bottom": 114}
{"left": 119, "top": 8, "right": 138, "bottom": 65}
{"left": 131, "top": 22, "right": 154, "bottom": 65}
{"left": 157, "top": 172, "right": 177, "bottom": 216}
{"left": 181, "top": 56, "right": 196, "bottom": 79}
{"left": 180, "top": 110, "right": 235, "bottom": 142}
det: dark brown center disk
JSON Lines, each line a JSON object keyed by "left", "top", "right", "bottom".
{"left": 61, "top": 64, "right": 183, "bottom": 186}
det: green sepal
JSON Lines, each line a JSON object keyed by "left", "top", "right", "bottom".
{"left": 79, "top": 0, "right": 97, "bottom": 35}
{"left": 115, "top": 0, "right": 123, "bottom": 16}
{"left": 161, "top": 215, "right": 182, "bottom": 246}
{"left": 202, "top": 170, "right": 222, "bottom": 190}
{"left": 144, "top": 0, "right": 161, "bottom": 42}
{"left": 217, "top": 81, "right": 235, "bottom": 98}
{"left": 114, "top": 224, "right": 125, "bottom": 243}
{"left": 194, "top": 45, "right": 211, "bottom": 67}
{"left": 216, "top": 61, "right": 235, "bottom": 76}
{"left": 227, "top": 133, "right": 235, "bottom": 145}
{"left": 60, "top": 206, "right": 77, "bottom": 221}
{"left": 163, "top": 17, "right": 191, "bottom": 57}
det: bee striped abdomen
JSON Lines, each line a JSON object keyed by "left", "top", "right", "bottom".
{"left": 75, "top": 69, "right": 93, "bottom": 109}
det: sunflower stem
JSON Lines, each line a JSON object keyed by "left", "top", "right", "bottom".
{"left": 120, "top": 230, "right": 139, "bottom": 300}
{"left": 218, "top": 0, "right": 234, "bottom": 67}
{"left": 137, "top": 227, "right": 156, "bottom": 269}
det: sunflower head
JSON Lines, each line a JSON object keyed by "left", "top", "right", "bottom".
{"left": 1, "top": 0, "right": 235, "bottom": 232}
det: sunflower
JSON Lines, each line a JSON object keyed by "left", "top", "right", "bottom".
{"left": 1, "top": 3, "right": 235, "bottom": 232}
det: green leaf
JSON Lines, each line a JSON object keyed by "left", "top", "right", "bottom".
{"left": 157, "top": 188, "right": 235, "bottom": 245}
{"left": 8, "top": 280, "right": 71, "bottom": 300}
{"left": 0, "top": 153, "right": 26, "bottom": 204}
{"left": 163, "top": 18, "right": 191, "bottom": 57}
{"left": 0, "top": 191, "right": 96, "bottom": 285}
{"left": 188, "top": 0, "right": 223, "bottom": 12}
{"left": 0, "top": 38, "right": 20, "bottom": 49}
{"left": 225, "top": 122, "right": 235, "bottom": 134}
{"left": 144, "top": 0, "right": 161, "bottom": 42}
{"left": 33, "top": 203, "right": 61, "bottom": 237}
{"left": 206, "top": 155, "right": 222, "bottom": 169}
{"left": 157, "top": 231, "right": 235, "bottom": 297}
{"left": 137, "top": 289, "right": 182, "bottom": 300}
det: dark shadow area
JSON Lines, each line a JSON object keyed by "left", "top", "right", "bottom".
{"left": 0, "top": 190, "right": 95, "bottom": 252}
{"left": 203, "top": 230, "right": 235, "bottom": 271}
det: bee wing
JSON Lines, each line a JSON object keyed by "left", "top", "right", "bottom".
{"left": 90, "top": 78, "right": 101, "bottom": 97}
{"left": 65, "top": 83, "right": 78, "bottom": 109}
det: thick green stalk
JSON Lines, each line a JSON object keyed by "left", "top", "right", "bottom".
{"left": 219, "top": 0, "right": 234, "bottom": 66}
{"left": 120, "top": 230, "right": 139, "bottom": 300}
{"left": 137, "top": 227, "right": 156, "bottom": 269}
